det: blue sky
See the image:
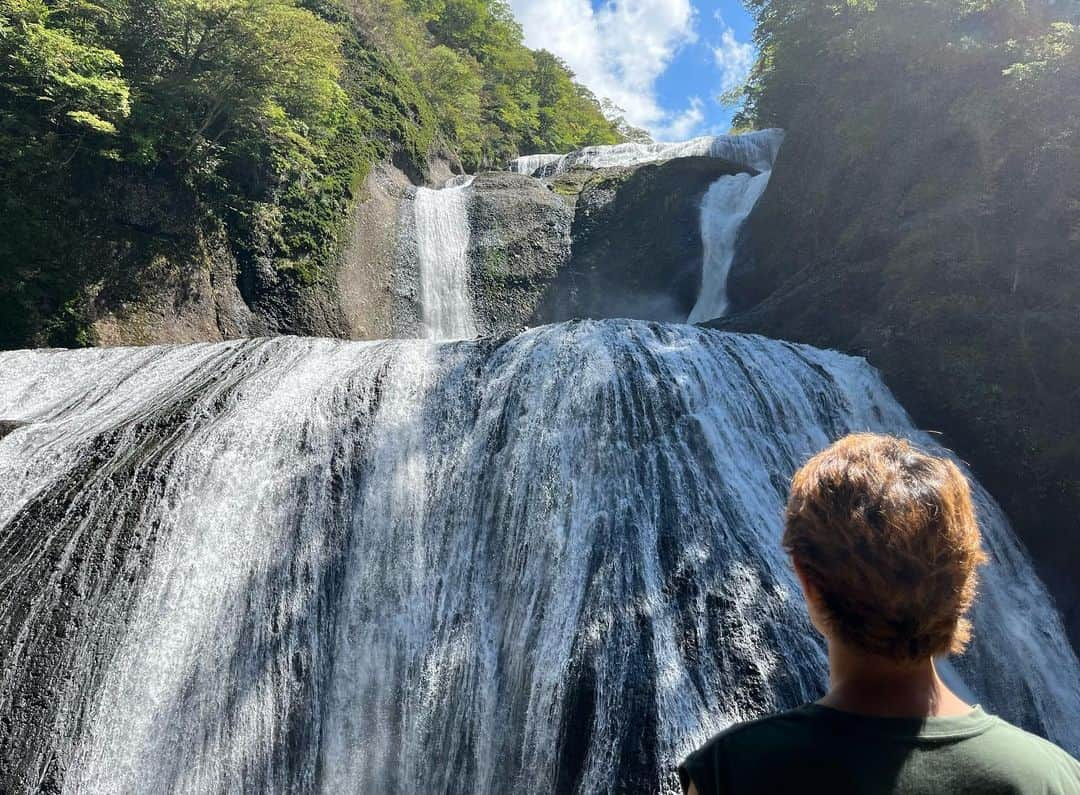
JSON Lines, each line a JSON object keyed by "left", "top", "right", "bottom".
{"left": 508, "top": 0, "right": 757, "bottom": 141}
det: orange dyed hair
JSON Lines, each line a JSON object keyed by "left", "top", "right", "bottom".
{"left": 783, "top": 433, "right": 988, "bottom": 660}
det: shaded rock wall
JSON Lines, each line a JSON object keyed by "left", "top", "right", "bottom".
{"left": 84, "top": 162, "right": 424, "bottom": 347}
{"left": 77, "top": 179, "right": 348, "bottom": 347}
{"left": 86, "top": 180, "right": 258, "bottom": 346}
{"left": 718, "top": 123, "right": 1080, "bottom": 652}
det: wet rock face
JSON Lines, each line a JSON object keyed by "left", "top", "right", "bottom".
{"left": 87, "top": 151, "right": 757, "bottom": 346}
{"left": 466, "top": 172, "right": 574, "bottom": 336}
{"left": 0, "top": 420, "right": 26, "bottom": 440}
{"left": 390, "top": 183, "right": 423, "bottom": 338}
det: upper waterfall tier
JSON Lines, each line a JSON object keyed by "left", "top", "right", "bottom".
{"left": 504, "top": 130, "right": 785, "bottom": 326}
{"left": 413, "top": 176, "right": 478, "bottom": 340}
{"left": 1, "top": 321, "right": 1076, "bottom": 793}
{"left": 507, "top": 129, "right": 784, "bottom": 177}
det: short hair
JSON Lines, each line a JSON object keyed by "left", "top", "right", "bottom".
{"left": 782, "top": 433, "right": 988, "bottom": 660}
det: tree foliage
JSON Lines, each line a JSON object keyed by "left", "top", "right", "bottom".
{"left": 732, "top": 0, "right": 1080, "bottom": 296}
{"left": 351, "top": 0, "right": 620, "bottom": 168}
{"left": 737, "top": 0, "right": 1080, "bottom": 133}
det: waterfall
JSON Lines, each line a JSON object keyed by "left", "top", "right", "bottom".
{"left": 505, "top": 130, "right": 784, "bottom": 324}
{"left": 681, "top": 129, "right": 783, "bottom": 323}
{"left": 508, "top": 153, "right": 563, "bottom": 176}
{"left": 1, "top": 321, "right": 1077, "bottom": 794}
{"left": 686, "top": 169, "right": 774, "bottom": 323}
{"left": 414, "top": 176, "right": 477, "bottom": 340}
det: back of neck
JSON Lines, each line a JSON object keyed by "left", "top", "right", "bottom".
{"left": 818, "top": 640, "right": 972, "bottom": 718}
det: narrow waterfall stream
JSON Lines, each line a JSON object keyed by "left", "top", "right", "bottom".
{"left": 1, "top": 322, "right": 1077, "bottom": 793}
{"left": 414, "top": 176, "right": 477, "bottom": 340}
{"left": 687, "top": 169, "right": 774, "bottom": 322}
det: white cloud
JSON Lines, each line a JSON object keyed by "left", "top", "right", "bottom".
{"left": 507, "top": 0, "right": 698, "bottom": 139}
{"left": 653, "top": 96, "right": 705, "bottom": 140}
{"left": 713, "top": 26, "right": 754, "bottom": 93}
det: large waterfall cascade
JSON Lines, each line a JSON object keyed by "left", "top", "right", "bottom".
{"left": 507, "top": 130, "right": 785, "bottom": 324}
{"left": 1, "top": 322, "right": 1078, "bottom": 794}
{"left": 3, "top": 118, "right": 1079, "bottom": 794}
{"left": 413, "top": 175, "right": 478, "bottom": 340}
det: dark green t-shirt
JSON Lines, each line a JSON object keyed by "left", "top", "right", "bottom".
{"left": 678, "top": 704, "right": 1080, "bottom": 795}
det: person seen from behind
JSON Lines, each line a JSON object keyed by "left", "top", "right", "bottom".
{"left": 679, "top": 433, "right": 1080, "bottom": 794}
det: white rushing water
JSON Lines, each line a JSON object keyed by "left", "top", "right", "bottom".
{"left": 507, "top": 130, "right": 783, "bottom": 177}
{"left": 414, "top": 175, "right": 477, "bottom": 340}
{"left": 507, "top": 130, "right": 785, "bottom": 325}
{"left": 686, "top": 169, "right": 774, "bottom": 323}
{"left": 1, "top": 321, "right": 1078, "bottom": 794}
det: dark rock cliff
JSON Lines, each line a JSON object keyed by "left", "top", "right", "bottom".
{"left": 78, "top": 166, "right": 408, "bottom": 346}
{"left": 716, "top": 124, "right": 1080, "bottom": 651}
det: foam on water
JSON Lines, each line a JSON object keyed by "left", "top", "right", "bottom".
{"left": 506, "top": 130, "right": 783, "bottom": 177}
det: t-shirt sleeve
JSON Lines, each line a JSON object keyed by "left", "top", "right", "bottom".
{"left": 677, "top": 743, "right": 722, "bottom": 795}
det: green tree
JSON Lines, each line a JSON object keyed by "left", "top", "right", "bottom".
{"left": 1, "top": 0, "right": 130, "bottom": 148}
{"left": 112, "top": 0, "right": 343, "bottom": 169}
{"left": 529, "top": 51, "right": 620, "bottom": 152}
{"left": 398, "top": 0, "right": 619, "bottom": 166}
{"left": 420, "top": 44, "right": 484, "bottom": 161}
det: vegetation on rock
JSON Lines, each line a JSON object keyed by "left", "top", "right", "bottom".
{"left": 351, "top": 0, "right": 620, "bottom": 168}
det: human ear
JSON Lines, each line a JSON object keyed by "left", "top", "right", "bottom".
{"left": 791, "top": 558, "right": 828, "bottom": 634}
{"left": 791, "top": 558, "right": 817, "bottom": 601}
